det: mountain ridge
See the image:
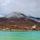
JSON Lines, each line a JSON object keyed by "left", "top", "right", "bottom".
{"left": 0, "top": 12, "right": 40, "bottom": 23}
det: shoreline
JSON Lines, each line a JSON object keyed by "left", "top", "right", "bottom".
{"left": 0, "top": 29, "right": 40, "bottom": 32}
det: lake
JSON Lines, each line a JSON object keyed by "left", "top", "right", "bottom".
{"left": 0, "top": 31, "right": 40, "bottom": 40}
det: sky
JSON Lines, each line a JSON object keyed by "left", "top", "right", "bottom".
{"left": 0, "top": 0, "right": 40, "bottom": 17}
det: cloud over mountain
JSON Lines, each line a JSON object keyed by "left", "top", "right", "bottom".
{"left": 6, "top": 12, "right": 26, "bottom": 18}
{"left": 0, "top": 0, "right": 40, "bottom": 17}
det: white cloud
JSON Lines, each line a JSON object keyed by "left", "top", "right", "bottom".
{"left": 0, "top": 15, "right": 4, "bottom": 17}
{"left": 0, "top": 0, "right": 40, "bottom": 17}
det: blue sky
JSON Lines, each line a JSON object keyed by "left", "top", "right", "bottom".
{"left": 0, "top": 0, "right": 40, "bottom": 17}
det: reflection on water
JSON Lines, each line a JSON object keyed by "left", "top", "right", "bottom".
{"left": 0, "top": 31, "right": 40, "bottom": 40}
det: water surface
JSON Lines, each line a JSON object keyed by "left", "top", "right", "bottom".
{"left": 0, "top": 31, "right": 40, "bottom": 40}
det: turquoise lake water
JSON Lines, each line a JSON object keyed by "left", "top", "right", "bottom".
{"left": 0, "top": 31, "right": 40, "bottom": 40}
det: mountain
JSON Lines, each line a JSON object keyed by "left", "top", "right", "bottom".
{"left": 5, "top": 12, "right": 27, "bottom": 22}
{"left": 0, "top": 12, "right": 27, "bottom": 22}
{"left": 0, "top": 12, "right": 40, "bottom": 23}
